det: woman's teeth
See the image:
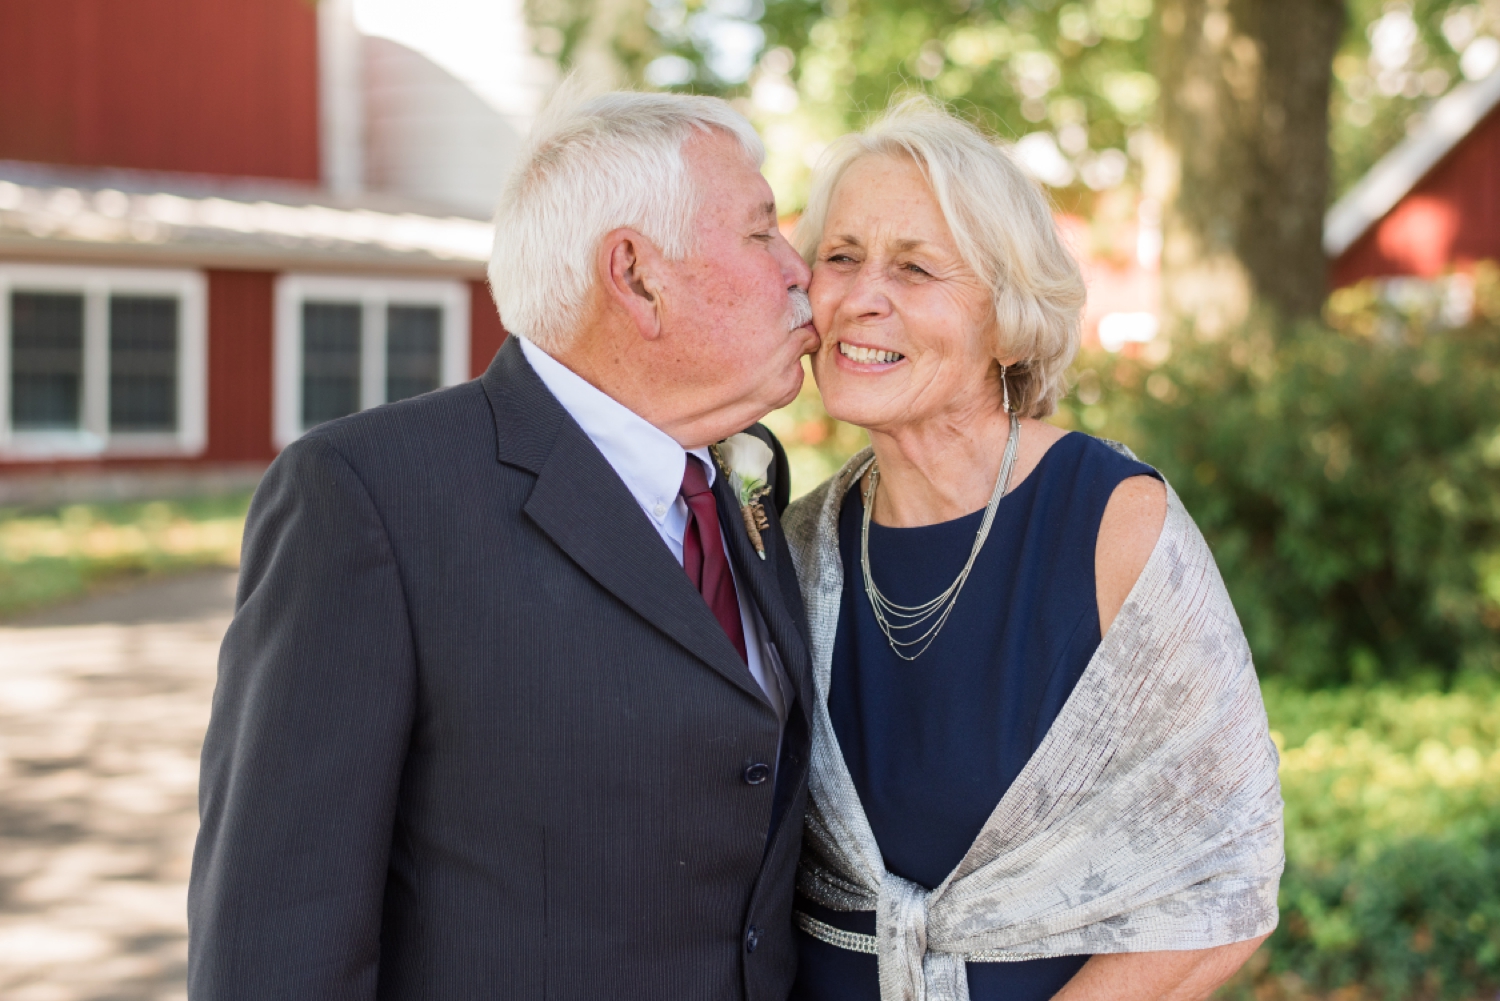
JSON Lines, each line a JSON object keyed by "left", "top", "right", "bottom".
{"left": 839, "top": 343, "right": 904, "bottom": 365}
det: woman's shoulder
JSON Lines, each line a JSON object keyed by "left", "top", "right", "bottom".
{"left": 1059, "top": 431, "right": 1158, "bottom": 477}
{"left": 1026, "top": 431, "right": 1162, "bottom": 505}
{"left": 782, "top": 472, "right": 832, "bottom": 538}
{"left": 783, "top": 448, "right": 873, "bottom": 551}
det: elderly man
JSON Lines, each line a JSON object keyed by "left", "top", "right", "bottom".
{"left": 188, "top": 91, "right": 819, "bottom": 1001}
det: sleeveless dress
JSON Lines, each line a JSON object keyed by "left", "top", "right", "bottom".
{"left": 790, "top": 432, "right": 1161, "bottom": 1001}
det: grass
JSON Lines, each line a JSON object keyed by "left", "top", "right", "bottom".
{"left": 0, "top": 493, "right": 251, "bottom": 618}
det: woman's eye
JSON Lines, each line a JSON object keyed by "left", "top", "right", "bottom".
{"left": 825, "top": 253, "right": 856, "bottom": 264}
{"left": 903, "top": 263, "right": 931, "bottom": 277}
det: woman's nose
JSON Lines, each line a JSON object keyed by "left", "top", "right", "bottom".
{"left": 839, "top": 264, "right": 892, "bottom": 320}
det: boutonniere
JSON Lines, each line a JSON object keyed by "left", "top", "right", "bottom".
{"left": 710, "top": 432, "right": 774, "bottom": 560}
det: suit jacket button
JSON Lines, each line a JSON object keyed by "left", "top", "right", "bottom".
{"left": 745, "top": 926, "right": 760, "bottom": 953}
{"left": 742, "top": 763, "right": 770, "bottom": 786}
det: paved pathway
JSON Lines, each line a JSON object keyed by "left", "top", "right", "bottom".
{"left": 0, "top": 570, "right": 237, "bottom": 1001}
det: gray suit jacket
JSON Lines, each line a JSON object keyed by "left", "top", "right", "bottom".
{"left": 188, "top": 337, "right": 815, "bottom": 1000}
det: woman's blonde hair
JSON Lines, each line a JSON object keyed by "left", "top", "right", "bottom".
{"left": 795, "top": 97, "right": 1085, "bottom": 418}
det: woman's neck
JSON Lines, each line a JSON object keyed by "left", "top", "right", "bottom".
{"left": 865, "top": 406, "right": 1069, "bottom": 528}
{"left": 865, "top": 402, "right": 1015, "bottom": 527}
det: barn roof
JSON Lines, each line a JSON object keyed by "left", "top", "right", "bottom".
{"left": 1325, "top": 69, "right": 1500, "bottom": 258}
{"left": 0, "top": 161, "right": 492, "bottom": 276}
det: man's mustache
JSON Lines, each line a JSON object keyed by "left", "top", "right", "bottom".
{"left": 788, "top": 287, "right": 813, "bottom": 331}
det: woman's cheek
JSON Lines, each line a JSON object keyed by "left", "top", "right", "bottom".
{"left": 809, "top": 293, "right": 838, "bottom": 330}
{"left": 809, "top": 269, "right": 843, "bottom": 316}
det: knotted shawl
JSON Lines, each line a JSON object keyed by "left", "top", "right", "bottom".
{"left": 782, "top": 446, "right": 1284, "bottom": 1001}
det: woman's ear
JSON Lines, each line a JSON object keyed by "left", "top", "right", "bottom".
{"left": 598, "top": 228, "right": 668, "bottom": 341}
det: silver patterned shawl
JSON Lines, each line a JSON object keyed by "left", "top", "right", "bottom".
{"left": 782, "top": 446, "right": 1284, "bottom": 1001}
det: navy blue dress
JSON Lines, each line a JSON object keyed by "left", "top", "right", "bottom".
{"left": 791, "top": 433, "right": 1160, "bottom": 1001}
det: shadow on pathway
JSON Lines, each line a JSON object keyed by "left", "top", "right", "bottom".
{"left": 0, "top": 569, "right": 236, "bottom": 1001}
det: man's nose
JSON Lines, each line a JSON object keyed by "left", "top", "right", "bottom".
{"left": 775, "top": 230, "right": 812, "bottom": 290}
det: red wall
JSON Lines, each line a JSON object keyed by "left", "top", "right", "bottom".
{"left": 204, "top": 270, "right": 277, "bottom": 463}
{"left": 0, "top": 0, "right": 320, "bottom": 182}
{"left": 1, "top": 271, "right": 495, "bottom": 474}
{"left": 469, "top": 280, "right": 508, "bottom": 377}
{"left": 1333, "top": 107, "right": 1500, "bottom": 287}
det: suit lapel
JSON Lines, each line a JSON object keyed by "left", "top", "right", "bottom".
{"left": 713, "top": 461, "right": 813, "bottom": 719}
{"left": 482, "top": 339, "right": 771, "bottom": 707}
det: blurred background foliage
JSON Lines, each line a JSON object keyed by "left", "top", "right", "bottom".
{"left": 1057, "top": 270, "right": 1500, "bottom": 689}
{"left": 530, "top": 0, "right": 1500, "bottom": 211}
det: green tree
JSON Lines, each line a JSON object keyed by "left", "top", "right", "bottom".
{"left": 528, "top": 1, "right": 1496, "bottom": 237}
{"left": 753, "top": 0, "right": 1158, "bottom": 208}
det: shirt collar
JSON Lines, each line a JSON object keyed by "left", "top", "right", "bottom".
{"left": 519, "top": 337, "right": 715, "bottom": 527}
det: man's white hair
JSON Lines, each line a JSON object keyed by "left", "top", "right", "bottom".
{"left": 795, "top": 96, "right": 1086, "bottom": 418}
{"left": 488, "top": 86, "right": 765, "bottom": 351}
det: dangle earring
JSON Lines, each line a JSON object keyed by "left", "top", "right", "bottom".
{"left": 1000, "top": 364, "right": 1012, "bottom": 414}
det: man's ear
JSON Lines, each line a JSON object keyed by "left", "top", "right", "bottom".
{"left": 597, "top": 228, "right": 668, "bottom": 341}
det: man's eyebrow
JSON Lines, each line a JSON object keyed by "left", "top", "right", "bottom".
{"left": 748, "top": 201, "right": 777, "bottom": 224}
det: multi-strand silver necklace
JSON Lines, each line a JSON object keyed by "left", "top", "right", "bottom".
{"left": 860, "top": 411, "right": 1021, "bottom": 661}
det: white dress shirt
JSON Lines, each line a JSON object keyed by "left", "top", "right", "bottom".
{"left": 519, "top": 338, "right": 788, "bottom": 723}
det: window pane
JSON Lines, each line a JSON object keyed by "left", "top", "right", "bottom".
{"left": 386, "top": 305, "right": 442, "bottom": 403}
{"left": 302, "top": 302, "right": 361, "bottom": 427}
{"left": 11, "top": 291, "right": 84, "bottom": 431}
{"left": 110, "top": 296, "right": 178, "bottom": 432}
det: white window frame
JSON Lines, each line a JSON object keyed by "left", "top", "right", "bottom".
{"left": 274, "top": 274, "right": 470, "bottom": 449}
{"left": 0, "top": 263, "right": 207, "bottom": 459}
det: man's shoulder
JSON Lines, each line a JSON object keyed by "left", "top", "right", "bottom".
{"left": 271, "top": 380, "right": 497, "bottom": 497}
{"left": 299, "top": 380, "right": 489, "bottom": 460}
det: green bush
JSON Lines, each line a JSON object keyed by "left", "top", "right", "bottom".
{"left": 1268, "top": 682, "right": 1500, "bottom": 866}
{"left": 1269, "top": 829, "right": 1500, "bottom": 1000}
{"left": 1061, "top": 282, "right": 1500, "bottom": 686}
{"left": 1249, "top": 681, "right": 1500, "bottom": 999}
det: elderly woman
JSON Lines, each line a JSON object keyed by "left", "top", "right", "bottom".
{"left": 782, "top": 99, "right": 1284, "bottom": 1001}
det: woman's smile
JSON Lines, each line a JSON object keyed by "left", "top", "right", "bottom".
{"left": 834, "top": 340, "right": 906, "bottom": 369}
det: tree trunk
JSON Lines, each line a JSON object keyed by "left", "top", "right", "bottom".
{"left": 1151, "top": 0, "right": 1345, "bottom": 335}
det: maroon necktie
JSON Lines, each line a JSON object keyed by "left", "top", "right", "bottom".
{"left": 680, "top": 456, "right": 749, "bottom": 663}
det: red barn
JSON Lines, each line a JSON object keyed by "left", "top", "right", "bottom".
{"left": 0, "top": 0, "right": 523, "bottom": 497}
{"left": 1327, "top": 70, "right": 1500, "bottom": 287}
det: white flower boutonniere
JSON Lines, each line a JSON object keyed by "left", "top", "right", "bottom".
{"left": 710, "top": 432, "right": 775, "bottom": 560}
